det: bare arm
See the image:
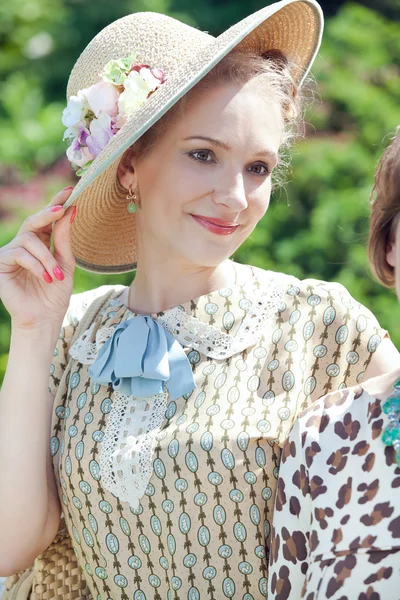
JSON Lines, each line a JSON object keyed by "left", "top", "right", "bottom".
{"left": 0, "top": 326, "right": 63, "bottom": 576}
{"left": 0, "top": 186, "right": 76, "bottom": 575}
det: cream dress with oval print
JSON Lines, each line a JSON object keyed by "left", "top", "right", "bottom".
{"left": 48, "top": 262, "right": 387, "bottom": 600}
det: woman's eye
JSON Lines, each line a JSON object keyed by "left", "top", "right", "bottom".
{"left": 248, "top": 163, "right": 270, "bottom": 176}
{"left": 189, "top": 150, "right": 215, "bottom": 163}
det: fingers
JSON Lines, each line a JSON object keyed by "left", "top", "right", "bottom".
{"left": 48, "top": 186, "right": 74, "bottom": 207}
{"left": 17, "top": 187, "right": 74, "bottom": 236}
{"left": 7, "top": 232, "right": 65, "bottom": 282}
{"left": 52, "top": 204, "right": 76, "bottom": 270}
{"left": 1, "top": 245, "right": 56, "bottom": 284}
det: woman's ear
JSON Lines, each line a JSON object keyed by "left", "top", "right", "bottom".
{"left": 117, "top": 147, "right": 138, "bottom": 191}
{"left": 386, "top": 216, "right": 400, "bottom": 268}
{"left": 387, "top": 240, "right": 396, "bottom": 268}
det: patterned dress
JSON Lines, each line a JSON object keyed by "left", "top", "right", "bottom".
{"left": 48, "top": 262, "right": 387, "bottom": 600}
{"left": 269, "top": 369, "right": 400, "bottom": 600}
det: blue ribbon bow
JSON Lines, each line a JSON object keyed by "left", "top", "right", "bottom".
{"left": 88, "top": 316, "right": 196, "bottom": 400}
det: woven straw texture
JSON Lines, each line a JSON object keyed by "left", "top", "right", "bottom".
{"left": 4, "top": 526, "right": 91, "bottom": 600}
{"left": 61, "top": 0, "right": 323, "bottom": 273}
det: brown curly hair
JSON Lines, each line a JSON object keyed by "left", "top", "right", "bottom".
{"left": 368, "top": 130, "right": 400, "bottom": 288}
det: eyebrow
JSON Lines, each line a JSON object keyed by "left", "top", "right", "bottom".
{"left": 183, "top": 135, "right": 278, "bottom": 162}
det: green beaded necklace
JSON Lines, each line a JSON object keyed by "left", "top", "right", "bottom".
{"left": 382, "top": 378, "right": 400, "bottom": 467}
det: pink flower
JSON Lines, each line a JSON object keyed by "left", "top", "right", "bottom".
{"left": 66, "top": 134, "right": 95, "bottom": 167}
{"left": 129, "top": 63, "right": 150, "bottom": 74}
{"left": 84, "top": 81, "right": 119, "bottom": 118}
{"left": 151, "top": 68, "right": 167, "bottom": 84}
{"left": 85, "top": 112, "right": 115, "bottom": 157}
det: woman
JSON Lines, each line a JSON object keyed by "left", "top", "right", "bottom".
{"left": 0, "top": 1, "right": 398, "bottom": 598}
{"left": 269, "top": 131, "right": 400, "bottom": 599}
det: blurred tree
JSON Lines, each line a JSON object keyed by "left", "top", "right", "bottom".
{"left": 0, "top": 0, "right": 68, "bottom": 176}
{"left": 169, "top": 0, "right": 400, "bottom": 35}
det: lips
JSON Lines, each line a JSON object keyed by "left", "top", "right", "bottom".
{"left": 190, "top": 214, "right": 240, "bottom": 236}
{"left": 196, "top": 216, "right": 238, "bottom": 226}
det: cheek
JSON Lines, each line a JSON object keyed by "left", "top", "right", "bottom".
{"left": 248, "top": 184, "right": 272, "bottom": 220}
{"left": 140, "top": 158, "right": 210, "bottom": 216}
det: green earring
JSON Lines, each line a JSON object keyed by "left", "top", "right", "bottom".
{"left": 127, "top": 188, "right": 137, "bottom": 213}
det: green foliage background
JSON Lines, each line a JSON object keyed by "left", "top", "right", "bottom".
{"left": 1, "top": 0, "right": 400, "bottom": 382}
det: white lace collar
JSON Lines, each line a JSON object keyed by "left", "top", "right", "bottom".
{"left": 69, "top": 268, "right": 288, "bottom": 364}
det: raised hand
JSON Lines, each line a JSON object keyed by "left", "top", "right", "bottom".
{"left": 0, "top": 187, "right": 77, "bottom": 331}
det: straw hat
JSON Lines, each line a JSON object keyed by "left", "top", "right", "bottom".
{"left": 62, "top": 0, "right": 323, "bottom": 273}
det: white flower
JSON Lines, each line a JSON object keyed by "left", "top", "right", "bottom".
{"left": 138, "top": 67, "right": 162, "bottom": 91}
{"left": 62, "top": 90, "right": 89, "bottom": 128}
{"left": 117, "top": 71, "right": 153, "bottom": 122}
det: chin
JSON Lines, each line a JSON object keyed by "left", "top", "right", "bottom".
{"left": 171, "top": 228, "right": 243, "bottom": 267}
{"left": 178, "top": 245, "right": 234, "bottom": 269}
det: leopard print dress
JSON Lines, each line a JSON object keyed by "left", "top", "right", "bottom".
{"left": 269, "top": 368, "right": 400, "bottom": 600}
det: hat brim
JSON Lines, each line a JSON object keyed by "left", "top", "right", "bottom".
{"left": 63, "top": 0, "right": 323, "bottom": 274}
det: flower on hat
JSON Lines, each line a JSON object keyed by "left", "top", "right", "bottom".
{"left": 62, "top": 90, "right": 89, "bottom": 129}
{"left": 84, "top": 81, "right": 119, "bottom": 119}
{"left": 63, "top": 52, "right": 166, "bottom": 177}
{"left": 86, "top": 112, "right": 117, "bottom": 157}
{"left": 65, "top": 125, "right": 94, "bottom": 167}
{"left": 117, "top": 69, "right": 160, "bottom": 127}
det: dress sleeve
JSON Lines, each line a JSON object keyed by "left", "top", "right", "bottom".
{"left": 268, "top": 418, "right": 312, "bottom": 600}
{"left": 275, "top": 278, "right": 388, "bottom": 444}
{"left": 48, "top": 285, "right": 119, "bottom": 396}
{"left": 301, "top": 278, "right": 388, "bottom": 396}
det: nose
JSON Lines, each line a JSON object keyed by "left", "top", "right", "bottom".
{"left": 213, "top": 172, "right": 248, "bottom": 212}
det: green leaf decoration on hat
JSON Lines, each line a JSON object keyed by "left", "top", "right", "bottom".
{"left": 76, "top": 160, "right": 94, "bottom": 177}
{"left": 101, "top": 52, "right": 137, "bottom": 85}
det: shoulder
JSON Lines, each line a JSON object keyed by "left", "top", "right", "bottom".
{"left": 249, "top": 265, "right": 298, "bottom": 292}
{"left": 280, "top": 383, "right": 373, "bottom": 476}
{"left": 296, "top": 383, "right": 365, "bottom": 428}
{"left": 250, "top": 266, "right": 362, "bottom": 308}
{"left": 277, "top": 273, "right": 383, "bottom": 344}
{"left": 295, "top": 276, "right": 363, "bottom": 309}
{"left": 48, "top": 284, "right": 126, "bottom": 396}
{"left": 250, "top": 267, "right": 382, "bottom": 335}
{"left": 62, "top": 284, "right": 126, "bottom": 329}
{"left": 293, "top": 373, "right": 389, "bottom": 446}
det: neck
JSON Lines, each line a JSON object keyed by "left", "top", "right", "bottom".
{"left": 127, "top": 258, "right": 236, "bottom": 315}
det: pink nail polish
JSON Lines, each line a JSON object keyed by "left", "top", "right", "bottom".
{"left": 43, "top": 271, "right": 52, "bottom": 283}
{"left": 63, "top": 186, "right": 74, "bottom": 191}
{"left": 53, "top": 266, "right": 64, "bottom": 281}
{"left": 70, "top": 206, "right": 77, "bottom": 223}
{"left": 51, "top": 205, "right": 63, "bottom": 212}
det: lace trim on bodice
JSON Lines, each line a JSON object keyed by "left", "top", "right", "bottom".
{"left": 100, "top": 391, "right": 169, "bottom": 510}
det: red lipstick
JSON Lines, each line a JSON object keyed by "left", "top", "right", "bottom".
{"left": 191, "top": 215, "right": 239, "bottom": 236}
